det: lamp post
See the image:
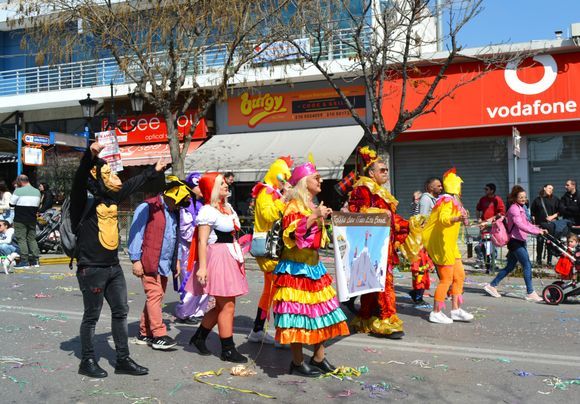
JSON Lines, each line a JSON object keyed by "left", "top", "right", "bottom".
{"left": 78, "top": 81, "right": 145, "bottom": 135}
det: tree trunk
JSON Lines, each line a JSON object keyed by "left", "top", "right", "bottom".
{"left": 164, "top": 111, "right": 185, "bottom": 179}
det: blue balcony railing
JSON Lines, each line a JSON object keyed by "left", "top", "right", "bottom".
{"left": 0, "top": 27, "right": 371, "bottom": 98}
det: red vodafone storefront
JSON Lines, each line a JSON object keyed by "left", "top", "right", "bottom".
{"left": 382, "top": 50, "right": 580, "bottom": 217}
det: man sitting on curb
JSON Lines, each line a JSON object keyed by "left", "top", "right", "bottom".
{"left": 129, "top": 176, "right": 192, "bottom": 351}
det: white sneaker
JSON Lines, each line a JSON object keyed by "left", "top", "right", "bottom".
{"left": 2, "top": 259, "right": 8, "bottom": 275}
{"left": 247, "top": 330, "right": 276, "bottom": 345}
{"left": 450, "top": 308, "right": 474, "bottom": 322}
{"left": 429, "top": 311, "right": 453, "bottom": 324}
{"left": 525, "top": 291, "right": 542, "bottom": 302}
{"left": 483, "top": 284, "right": 501, "bottom": 298}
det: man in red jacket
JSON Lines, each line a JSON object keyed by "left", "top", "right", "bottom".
{"left": 348, "top": 147, "right": 409, "bottom": 339}
{"left": 129, "top": 177, "right": 192, "bottom": 351}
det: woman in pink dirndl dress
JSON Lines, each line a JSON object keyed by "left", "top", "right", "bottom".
{"left": 187, "top": 172, "right": 249, "bottom": 363}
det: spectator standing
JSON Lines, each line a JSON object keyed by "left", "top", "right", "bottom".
{"left": 129, "top": 177, "right": 192, "bottom": 351}
{"left": 9, "top": 175, "right": 40, "bottom": 268}
{"left": 560, "top": 179, "right": 579, "bottom": 226}
{"left": 418, "top": 177, "right": 442, "bottom": 217}
{"left": 475, "top": 183, "right": 506, "bottom": 270}
{"left": 0, "top": 220, "right": 19, "bottom": 273}
{"left": 0, "top": 181, "right": 13, "bottom": 223}
{"left": 410, "top": 190, "right": 422, "bottom": 216}
{"left": 224, "top": 172, "right": 236, "bottom": 210}
{"left": 71, "top": 142, "right": 164, "bottom": 378}
{"left": 530, "top": 184, "right": 560, "bottom": 266}
{"left": 38, "top": 182, "right": 54, "bottom": 214}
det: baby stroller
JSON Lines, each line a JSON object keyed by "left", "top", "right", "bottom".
{"left": 541, "top": 233, "right": 580, "bottom": 305}
{"left": 36, "top": 208, "right": 62, "bottom": 253}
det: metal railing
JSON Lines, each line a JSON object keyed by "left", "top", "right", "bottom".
{"left": 0, "top": 27, "right": 372, "bottom": 97}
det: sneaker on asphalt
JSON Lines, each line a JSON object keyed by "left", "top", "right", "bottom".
{"left": 525, "top": 291, "right": 543, "bottom": 302}
{"left": 2, "top": 259, "right": 8, "bottom": 275}
{"left": 483, "top": 283, "right": 501, "bottom": 298}
{"left": 247, "top": 329, "right": 276, "bottom": 345}
{"left": 429, "top": 311, "right": 453, "bottom": 324}
{"left": 450, "top": 308, "right": 474, "bottom": 322}
{"left": 14, "top": 261, "right": 29, "bottom": 269}
{"left": 151, "top": 335, "right": 177, "bottom": 350}
{"left": 135, "top": 334, "right": 154, "bottom": 345}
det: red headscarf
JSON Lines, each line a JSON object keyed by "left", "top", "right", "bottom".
{"left": 198, "top": 172, "right": 221, "bottom": 205}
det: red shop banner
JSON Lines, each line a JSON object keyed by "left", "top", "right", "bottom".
{"left": 381, "top": 52, "right": 580, "bottom": 131}
{"left": 102, "top": 111, "right": 207, "bottom": 145}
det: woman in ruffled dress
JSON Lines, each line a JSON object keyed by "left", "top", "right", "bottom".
{"left": 273, "top": 162, "right": 349, "bottom": 377}
{"left": 187, "top": 173, "right": 249, "bottom": 363}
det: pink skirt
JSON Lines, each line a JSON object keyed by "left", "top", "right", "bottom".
{"left": 186, "top": 243, "right": 248, "bottom": 298}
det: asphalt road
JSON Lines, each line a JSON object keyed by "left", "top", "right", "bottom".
{"left": 0, "top": 256, "right": 579, "bottom": 404}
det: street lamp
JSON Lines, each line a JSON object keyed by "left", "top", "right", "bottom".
{"left": 78, "top": 82, "right": 145, "bottom": 134}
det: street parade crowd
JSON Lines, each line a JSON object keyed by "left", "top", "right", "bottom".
{"left": 65, "top": 141, "right": 579, "bottom": 379}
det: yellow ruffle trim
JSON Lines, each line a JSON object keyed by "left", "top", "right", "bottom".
{"left": 273, "top": 285, "right": 336, "bottom": 304}
{"left": 255, "top": 257, "right": 278, "bottom": 273}
{"left": 350, "top": 315, "right": 404, "bottom": 335}
{"left": 276, "top": 322, "right": 350, "bottom": 345}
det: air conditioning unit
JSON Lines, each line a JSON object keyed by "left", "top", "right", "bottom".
{"left": 571, "top": 23, "right": 580, "bottom": 37}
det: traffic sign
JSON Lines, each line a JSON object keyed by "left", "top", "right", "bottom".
{"left": 23, "top": 133, "right": 50, "bottom": 146}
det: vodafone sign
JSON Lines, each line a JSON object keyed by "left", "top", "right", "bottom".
{"left": 102, "top": 111, "right": 207, "bottom": 145}
{"left": 382, "top": 52, "right": 580, "bottom": 131}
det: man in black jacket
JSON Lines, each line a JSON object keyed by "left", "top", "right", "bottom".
{"left": 560, "top": 179, "right": 580, "bottom": 226}
{"left": 71, "top": 142, "right": 166, "bottom": 378}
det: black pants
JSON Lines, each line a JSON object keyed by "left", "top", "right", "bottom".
{"left": 76, "top": 265, "right": 130, "bottom": 361}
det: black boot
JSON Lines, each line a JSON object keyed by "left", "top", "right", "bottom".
{"left": 189, "top": 325, "right": 212, "bottom": 356}
{"left": 408, "top": 290, "right": 417, "bottom": 303}
{"left": 220, "top": 336, "right": 248, "bottom": 363}
{"left": 78, "top": 358, "right": 108, "bottom": 378}
{"left": 253, "top": 308, "right": 266, "bottom": 332}
{"left": 114, "top": 357, "right": 148, "bottom": 376}
{"left": 289, "top": 361, "right": 322, "bottom": 378}
{"left": 309, "top": 357, "right": 336, "bottom": 374}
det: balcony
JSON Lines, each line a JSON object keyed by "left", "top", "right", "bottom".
{"left": 0, "top": 27, "right": 370, "bottom": 98}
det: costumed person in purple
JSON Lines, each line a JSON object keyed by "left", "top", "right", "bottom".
{"left": 174, "top": 172, "right": 209, "bottom": 324}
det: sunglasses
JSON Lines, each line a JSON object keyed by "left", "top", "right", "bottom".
{"left": 376, "top": 168, "right": 388, "bottom": 173}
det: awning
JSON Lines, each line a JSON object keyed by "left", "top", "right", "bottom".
{"left": 184, "top": 126, "right": 365, "bottom": 182}
{"left": 119, "top": 141, "right": 203, "bottom": 167}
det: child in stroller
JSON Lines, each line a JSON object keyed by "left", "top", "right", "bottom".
{"left": 542, "top": 232, "right": 580, "bottom": 305}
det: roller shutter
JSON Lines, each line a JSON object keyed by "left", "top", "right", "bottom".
{"left": 528, "top": 134, "right": 580, "bottom": 198}
{"left": 392, "top": 138, "right": 509, "bottom": 219}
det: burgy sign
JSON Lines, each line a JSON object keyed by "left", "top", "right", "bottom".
{"left": 103, "top": 111, "right": 207, "bottom": 145}
{"left": 382, "top": 52, "right": 580, "bottom": 131}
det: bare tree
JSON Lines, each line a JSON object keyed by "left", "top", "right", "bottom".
{"left": 10, "top": 0, "right": 291, "bottom": 177}
{"left": 279, "top": 0, "right": 523, "bottom": 157}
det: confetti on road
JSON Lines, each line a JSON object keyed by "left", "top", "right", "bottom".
{"left": 34, "top": 293, "right": 51, "bottom": 299}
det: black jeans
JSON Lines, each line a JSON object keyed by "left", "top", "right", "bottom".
{"left": 76, "top": 265, "right": 130, "bottom": 361}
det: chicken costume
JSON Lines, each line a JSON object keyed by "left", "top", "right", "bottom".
{"left": 249, "top": 157, "right": 292, "bottom": 338}
{"left": 422, "top": 168, "right": 473, "bottom": 324}
{"left": 347, "top": 147, "right": 409, "bottom": 338}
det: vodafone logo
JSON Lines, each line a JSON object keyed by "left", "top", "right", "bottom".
{"left": 504, "top": 55, "right": 557, "bottom": 95}
{"left": 486, "top": 53, "right": 578, "bottom": 120}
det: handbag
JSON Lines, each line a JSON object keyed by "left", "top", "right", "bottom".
{"left": 264, "top": 218, "right": 284, "bottom": 260}
{"left": 249, "top": 232, "right": 268, "bottom": 257}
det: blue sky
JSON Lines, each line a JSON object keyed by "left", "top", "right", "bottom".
{"left": 456, "top": 0, "right": 580, "bottom": 47}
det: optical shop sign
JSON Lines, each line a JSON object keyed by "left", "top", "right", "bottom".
{"left": 102, "top": 112, "right": 207, "bottom": 145}
{"left": 227, "top": 85, "right": 366, "bottom": 129}
{"left": 382, "top": 52, "right": 580, "bottom": 131}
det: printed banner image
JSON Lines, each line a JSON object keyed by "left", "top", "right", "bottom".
{"left": 331, "top": 212, "right": 391, "bottom": 302}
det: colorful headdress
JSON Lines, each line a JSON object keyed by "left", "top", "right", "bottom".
{"left": 164, "top": 175, "right": 193, "bottom": 206}
{"left": 358, "top": 146, "right": 380, "bottom": 169}
{"left": 263, "top": 156, "right": 293, "bottom": 188}
{"left": 288, "top": 162, "right": 317, "bottom": 186}
{"left": 199, "top": 172, "right": 221, "bottom": 204}
{"left": 185, "top": 172, "right": 201, "bottom": 188}
{"left": 442, "top": 167, "right": 463, "bottom": 195}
